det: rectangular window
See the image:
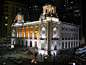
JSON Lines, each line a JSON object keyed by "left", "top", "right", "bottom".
{"left": 12, "top": 7, "right": 14, "bottom": 9}
{"left": 26, "top": 27, "right": 28, "bottom": 39}
{"left": 6, "top": 9, "right": 8, "bottom": 12}
{"left": 68, "top": 42, "right": 70, "bottom": 48}
{"left": 65, "top": 42, "right": 67, "bottom": 48}
{"left": 6, "top": 6, "right": 8, "bottom": 8}
{"left": 41, "top": 42, "right": 44, "bottom": 50}
{"left": 62, "top": 42, "right": 64, "bottom": 49}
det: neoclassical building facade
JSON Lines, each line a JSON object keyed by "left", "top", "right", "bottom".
{"left": 11, "top": 4, "right": 80, "bottom": 55}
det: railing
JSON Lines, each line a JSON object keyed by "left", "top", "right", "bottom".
{"left": 40, "top": 38, "right": 47, "bottom": 40}
{"left": 52, "top": 38, "right": 59, "bottom": 40}
{"left": 41, "top": 48, "right": 45, "bottom": 50}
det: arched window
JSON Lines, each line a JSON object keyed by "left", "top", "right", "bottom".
{"left": 35, "top": 26, "right": 38, "bottom": 39}
{"left": 54, "top": 42, "right": 57, "bottom": 50}
{"left": 52, "top": 10, "right": 53, "bottom": 13}
{"left": 53, "top": 27, "right": 57, "bottom": 38}
{"left": 46, "top": 9, "right": 47, "bottom": 13}
{"left": 26, "top": 27, "right": 28, "bottom": 39}
{"left": 62, "top": 42, "right": 64, "bottom": 49}
{"left": 65, "top": 42, "right": 67, "bottom": 48}
{"left": 69, "top": 42, "right": 70, "bottom": 48}
{"left": 22, "top": 27, "right": 24, "bottom": 38}
{"left": 41, "top": 42, "right": 44, "bottom": 50}
{"left": 30, "top": 26, "right": 33, "bottom": 39}
{"left": 41, "top": 26, "right": 46, "bottom": 38}
{"left": 18, "top": 28, "right": 21, "bottom": 38}
{"left": 13, "top": 40, "right": 14, "bottom": 45}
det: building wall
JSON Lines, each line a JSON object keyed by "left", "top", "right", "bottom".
{"left": 0, "top": 0, "right": 27, "bottom": 41}
{"left": 11, "top": 21, "right": 80, "bottom": 55}
{"left": 11, "top": 4, "right": 80, "bottom": 55}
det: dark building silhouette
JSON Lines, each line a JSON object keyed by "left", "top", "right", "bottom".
{"left": 24, "top": 0, "right": 54, "bottom": 21}
{"left": 53, "top": 0, "right": 86, "bottom": 41}
{"left": 0, "top": 0, "right": 27, "bottom": 41}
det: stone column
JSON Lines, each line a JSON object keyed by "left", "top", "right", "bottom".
{"left": 70, "top": 42, "right": 72, "bottom": 48}
{"left": 67, "top": 42, "right": 68, "bottom": 48}
{"left": 16, "top": 27, "right": 18, "bottom": 38}
{"left": 43, "top": 7, "right": 45, "bottom": 15}
{"left": 37, "top": 25, "right": 39, "bottom": 39}
{"left": 64, "top": 42, "right": 65, "bottom": 49}
{"left": 78, "top": 28, "right": 79, "bottom": 40}
{"left": 49, "top": 6, "right": 51, "bottom": 13}
{"left": 11, "top": 28, "right": 13, "bottom": 37}
{"left": 17, "top": 27, "right": 18, "bottom": 37}
{"left": 59, "top": 25, "right": 61, "bottom": 39}
{"left": 28, "top": 27, "right": 30, "bottom": 39}
{"left": 48, "top": 22, "right": 52, "bottom": 55}
{"left": 47, "top": 7, "right": 49, "bottom": 14}
{"left": 21, "top": 27, "right": 22, "bottom": 38}
{"left": 55, "top": 7, "right": 56, "bottom": 14}
{"left": 33, "top": 26, "right": 34, "bottom": 39}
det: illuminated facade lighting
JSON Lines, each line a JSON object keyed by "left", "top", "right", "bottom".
{"left": 11, "top": 4, "right": 80, "bottom": 55}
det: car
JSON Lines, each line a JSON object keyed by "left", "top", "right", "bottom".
{"left": 82, "top": 57, "right": 86, "bottom": 61}
{"left": 31, "top": 59, "right": 37, "bottom": 64}
{"left": 7, "top": 56, "right": 13, "bottom": 61}
{"left": 13, "top": 57, "right": 22, "bottom": 64}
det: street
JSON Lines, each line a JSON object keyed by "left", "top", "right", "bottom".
{"left": 0, "top": 47, "right": 86, "bottom": 65}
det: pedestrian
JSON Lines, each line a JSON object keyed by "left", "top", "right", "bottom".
{"left": 54, "top": 53, "right": 55, "bottom": 58}
{"left": 41, "top": 54, "right": 42, "bottom": 59}
{"left": 20, "top": 55, "right": 22, "bottom": 59}
{"left": 68, "top": 51, "right": 69, "bottom": 55}
{"left": 58, "top": 55, "right": 59, "bottom": 59}
{"left": 35, "top": 52, "right": 37, "bottom": 59}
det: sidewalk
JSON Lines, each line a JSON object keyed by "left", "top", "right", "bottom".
{"left": 7, "top": 46, "right": 75, "bottom": 63}
{"left": 27, "top": 51, "right": 74, "bottom": 62}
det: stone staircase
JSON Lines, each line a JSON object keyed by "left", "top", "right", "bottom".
{"left": 28, "top": 47, "right": 35, "bottom": 54}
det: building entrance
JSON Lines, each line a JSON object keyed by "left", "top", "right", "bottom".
{"left": 19, "top": 40, "right": 20, "bottom": 46}
{"left": 35, "top": 42, "right": 37, "bottom": 48}
{"left": 30, "top": 41, "right": 32, "bottom": 47}
{"left": 26, "top": 41, "right": 28, "bottom": 47}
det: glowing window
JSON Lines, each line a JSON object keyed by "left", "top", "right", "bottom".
{"left": 18, "top": 28, "right": 21, "bottom": 38}
{"left": 41, "top": 42, "right": 44, "bottom": 50}
{"left": 26, "top": 27, "right": 28, "bottom": 39}
{"left": 35, "top": 26, "right": 38, "bottom": 39}
{"left": 30, "top": 26, "right": 33, "bottom": 39}
{"left": 22, "top": 27, "right": 24, "bottom": 38}
{"left": 53, "top": 27, "right": 56, "bottom": 31}
{"left": 42, "top": 27, "right": 45, "bottom": 31}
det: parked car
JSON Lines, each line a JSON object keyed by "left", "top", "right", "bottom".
{"left": 80, "top": 52, "right": 86, "bottom": 58}
{"left": 13, "top": 57, "right": 22, "bottom": 64}
{"left": 7, "top": 56, "right": 13, "bottom": 61}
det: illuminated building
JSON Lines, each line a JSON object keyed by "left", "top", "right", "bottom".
{"left": 11, "top": 4, "right": 80, "bottom": 55}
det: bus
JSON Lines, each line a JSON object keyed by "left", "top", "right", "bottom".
{"left": 75, "top": 46, "right": 86, "bottom": 54}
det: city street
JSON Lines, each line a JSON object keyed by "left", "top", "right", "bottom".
{"left": 0, "top": 46, "right": 86, "bottom": 65}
